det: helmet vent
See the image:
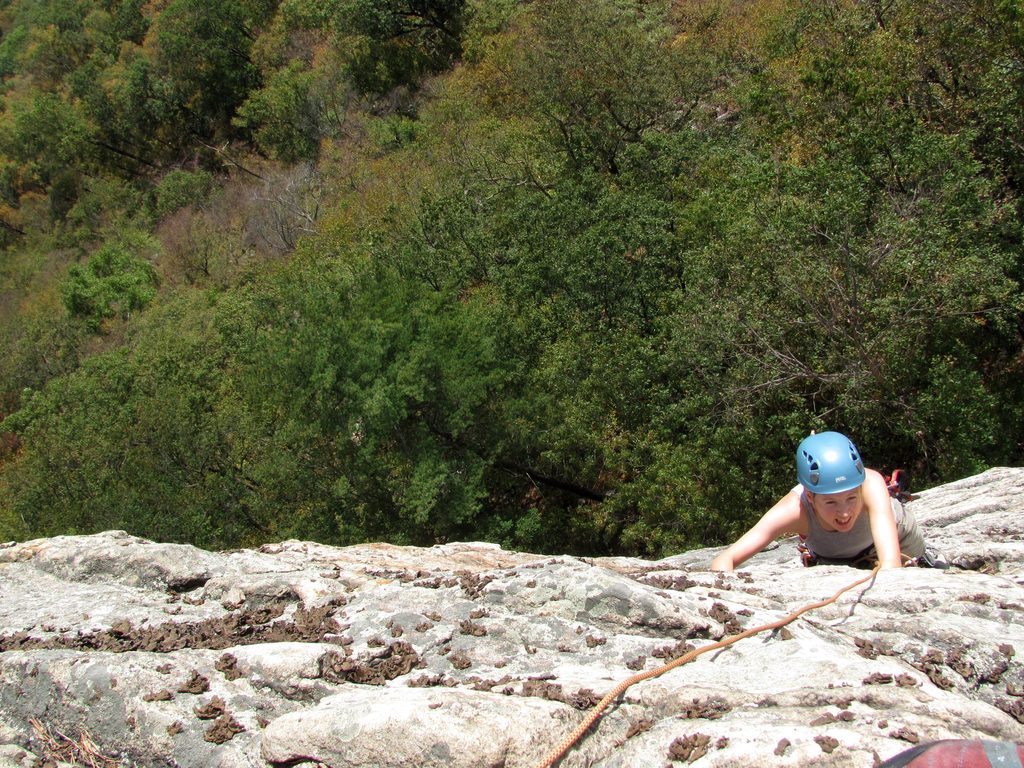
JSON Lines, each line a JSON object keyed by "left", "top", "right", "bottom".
{"left": 848, "top": 442, "right": 864, "bottom": 474}
{"left": 802, "top": 450, "right": 821, "bottom": 486}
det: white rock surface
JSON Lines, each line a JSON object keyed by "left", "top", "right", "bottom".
{"left": 0, "top": 467, "right": 1022, "bottom": 767}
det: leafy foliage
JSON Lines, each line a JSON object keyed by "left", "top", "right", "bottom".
{"left": 153, "top": 170, "right": 214, "bottom": 219}
{"left": 60, "top": 234, "right": 159, "bottom": 331}
{"left": 1, "top": 0, "right": 1022, "bottom": 556}
{"left": 334, "top": 0, "right": 466, "bottom": 93}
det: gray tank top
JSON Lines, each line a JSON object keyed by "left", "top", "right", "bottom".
{"left": 795, "top": 486, "right": 924, "bottom": 560}
{"left": 797, "top": 487, "right": 880, "bottom": 559}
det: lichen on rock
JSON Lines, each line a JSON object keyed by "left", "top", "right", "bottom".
{"left": 0, "top": 467, "right": 1022, "bottom": 766}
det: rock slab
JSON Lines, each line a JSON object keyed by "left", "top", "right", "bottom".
{"left": 0, "top": 467, "right": 1023, "bottom": 767}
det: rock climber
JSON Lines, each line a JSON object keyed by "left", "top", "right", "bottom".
{"left": 710, "top": 430, "right": 935, "bottom": 571}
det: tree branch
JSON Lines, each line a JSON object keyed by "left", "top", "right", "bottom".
{"left": 495, "top": 460, "right": 608, "bottom": 502}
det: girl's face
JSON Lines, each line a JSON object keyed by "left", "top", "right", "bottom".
{"left": 809, "top": 488, "right": 864, "bottom": 532}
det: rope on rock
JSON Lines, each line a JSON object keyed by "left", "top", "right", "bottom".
{"left": 534, "top": 565, "right": 881, "bottom": 768}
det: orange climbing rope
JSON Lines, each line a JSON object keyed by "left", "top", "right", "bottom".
{"left": 534, "top": 565, "right": 882, "bottom": 768}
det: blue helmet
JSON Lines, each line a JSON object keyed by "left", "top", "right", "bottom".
{"left": 796, "top": 431, "right": 865, "bottom": 493}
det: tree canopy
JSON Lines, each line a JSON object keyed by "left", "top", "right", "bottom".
{"left": 0, "top": 0, "right": 1021, "bottom": 555}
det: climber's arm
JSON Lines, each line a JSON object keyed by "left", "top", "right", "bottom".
{"left": 864, "top": 469, "right": 903, "bottom": 569}
{"left": 710, "top": 491, "right": 804, "bottom": 571}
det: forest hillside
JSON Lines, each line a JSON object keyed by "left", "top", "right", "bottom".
{"left": 0, "top": 0, "right": 1021, "bottom": 556}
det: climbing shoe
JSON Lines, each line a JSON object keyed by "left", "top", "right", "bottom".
{"left": 918, "top": 547, "right": 950, "bottom": 570}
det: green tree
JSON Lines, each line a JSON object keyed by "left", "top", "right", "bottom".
{"left": 148, "top": 0, "right": 274, "bottom": 139}
{"left": 2, "top": 0, "right": 1023, "bottom": 559}
{"left": 232, "top": 252, "right": 516, "bottom": 545}
{"left": 60, "top": 233, "right": 160, "bottom": 331}
{"left": 234, "top": 60, "right": 324, "bottom": 161}
{"left": 1, "top": 290, "right": 273, "bottom": 547}
{"left": 487, "top": 0, "right": 689, "bottom": 175}
{"left": 0, "top": 89, "right": 95, "bottom": 217}
{"left": 153, "top": 169, "right": 214, "bottom": 218}
{"left": 335, "top": 0, "right": 466, "bottom": 93}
